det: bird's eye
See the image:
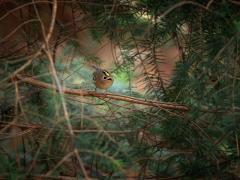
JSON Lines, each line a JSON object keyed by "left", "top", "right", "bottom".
{"left": 103, "top": 76, "right": 107, "bottom": 79}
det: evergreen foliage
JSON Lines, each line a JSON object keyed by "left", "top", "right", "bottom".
{"left": 0, "top": 0, "right": 240, "bottom": 179}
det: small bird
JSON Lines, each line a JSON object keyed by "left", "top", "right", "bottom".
{"left": 92, "top": 66, "right": 114, "bottom": 91}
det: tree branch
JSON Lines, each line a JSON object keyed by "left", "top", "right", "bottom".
{"left": 15, "top": 74, "right": 189, "bottom": 111}
{"left": 15, "top": 74, "right": 240, "bottom": 114}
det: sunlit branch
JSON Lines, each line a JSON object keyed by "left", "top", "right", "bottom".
{"left": 15, "top": 74, "right": 188, "bottom": 111}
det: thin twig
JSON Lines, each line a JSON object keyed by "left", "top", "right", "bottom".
{"left": 37, "top": 2, "right": 88, "bottom": 179}
{"left": 45, "top": 151, "right": 75, "bottom": 176}
{"left": 74, "top": 149, "right": 91, "bottom": 180}
{"left": 206, "top": 0, "right": 215, "bottom": 9}
{"left": 0, "top": 19, "right": 39, "bottom": 44}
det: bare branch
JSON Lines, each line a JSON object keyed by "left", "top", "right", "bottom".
{"left": 15, "top": 74, "right": 189, "bottom": 111}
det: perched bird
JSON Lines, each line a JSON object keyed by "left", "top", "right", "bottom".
{"left": 92, "top": 66, "right": 114, "bottom": 91}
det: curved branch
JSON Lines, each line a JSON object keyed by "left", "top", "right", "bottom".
{"left": 15, "top": 74, "right": 189, "bottom": 111}
{"left": 0, "top": 19, "right": 39, "bottom": 44}
{"left": 0, "top": 1, "right": 54, "bottom": 22}
{"left": 158, "top": 1, "right": 208, "bottom": 19}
